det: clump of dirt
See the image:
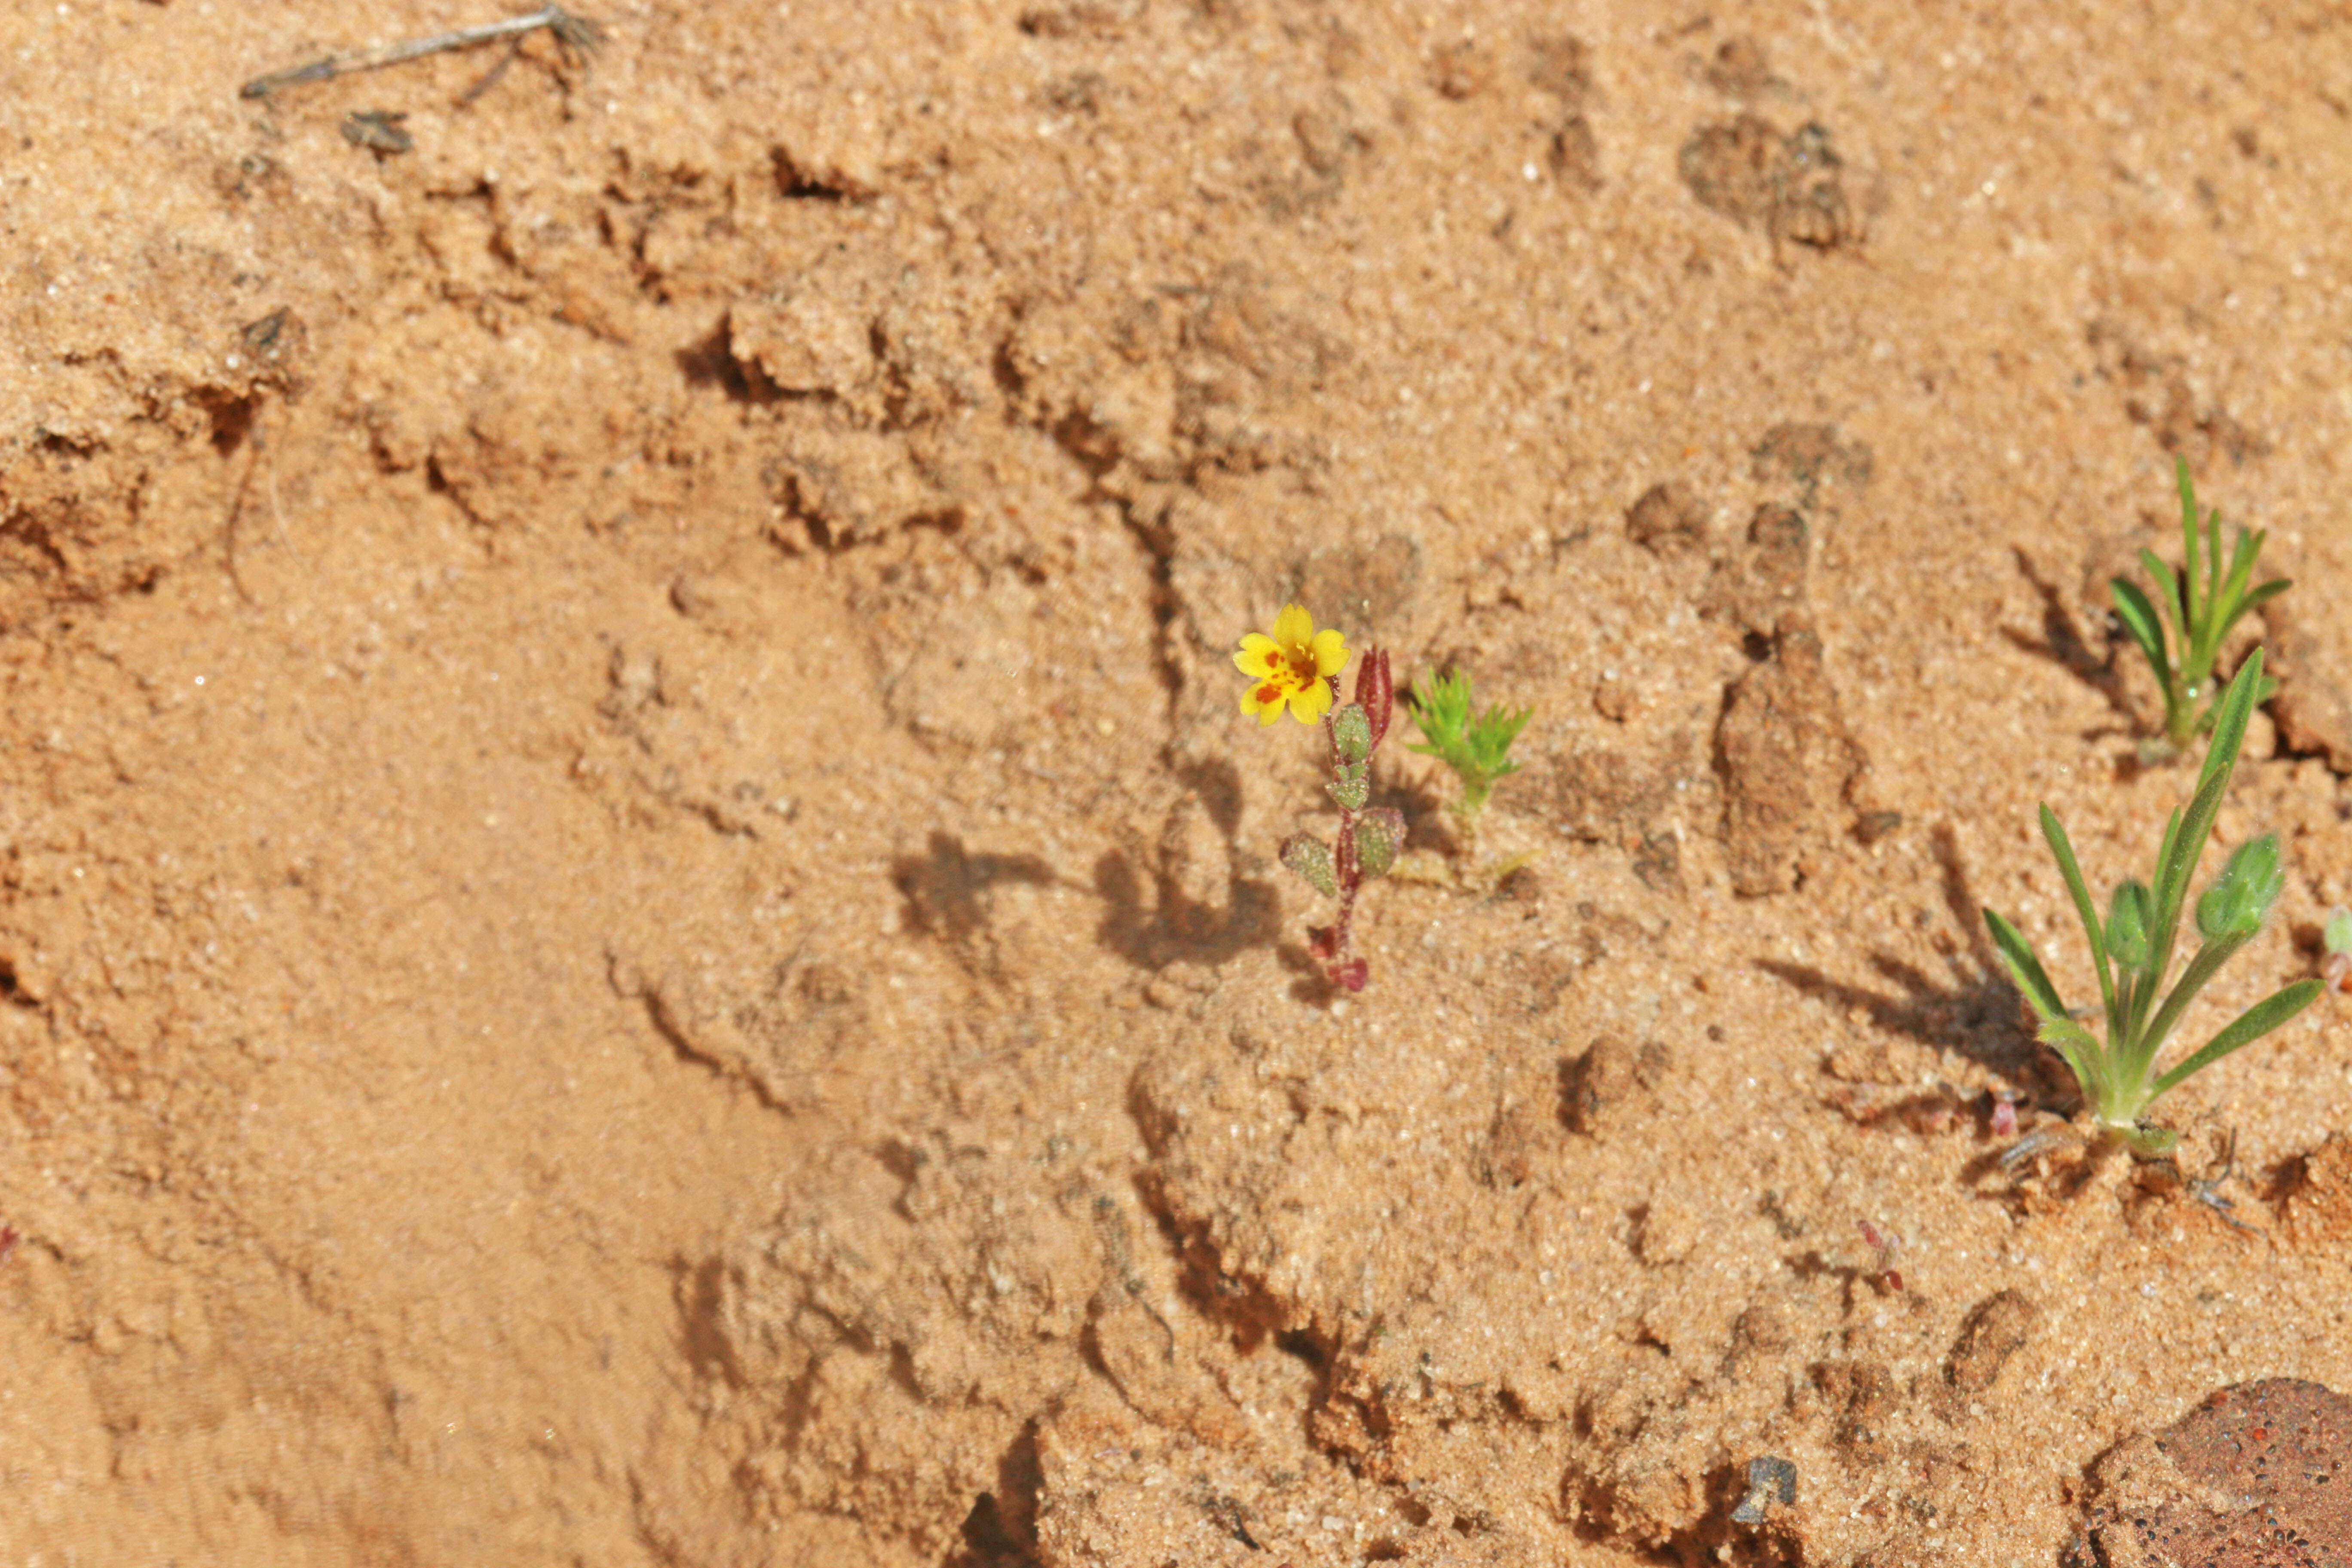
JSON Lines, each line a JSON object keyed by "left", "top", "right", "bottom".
{"left": 2071, "top": 1379, "right": 2352, "bottom": 1565}
{"left": 6, "top": 3, "right": 2352, "bottom": 1567}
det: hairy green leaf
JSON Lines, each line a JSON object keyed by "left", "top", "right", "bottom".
{"left": 2153, "top": 980, "right": 2324, "bottom": 1096}
{"left": 1354, "top": 808, "right": 1404, "bottom": 879}
{"left": 1280, "top": 833, "right": 1337, "bottom": 899}
{"left": 1984, "top": 909, "right": 2068, "bottom": 1024}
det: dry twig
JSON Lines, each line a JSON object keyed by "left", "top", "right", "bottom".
{"left": 239, "top": 5, "right": 603, "bottom": 100}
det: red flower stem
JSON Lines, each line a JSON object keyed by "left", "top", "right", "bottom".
{"left": 1322, "top": 676, "right": 1360, "bottom": 974}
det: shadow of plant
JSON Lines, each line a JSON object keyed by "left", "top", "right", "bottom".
{"left": 1094, "top": 759, "right": 1280, "bottom": 972}
{"left": 891, "top": 832, "right": 1058, "bottom": 972}
{"left": 1757, "top": 824, "right": 2064, "bottom": 1093}
{"left": 890, "top": 760, "right": 1281, "bottom": 979}
{"left": 945, "top": 1421, "right": 1044, "bottom": 1568}
{"left": 1999, "top": 546, "right": 2140, "bottom": 741}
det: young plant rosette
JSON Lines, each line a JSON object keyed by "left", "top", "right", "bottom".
{"left": 1405, "top": 667, "right": 1533, "bottom": 833}
{"left": 2110, "top": 458, "right": 2291, "bottom": 752}
{"left": 1983, "top": 652, "right": 2321, "bottom": 1156}
{"left": 1234, "top": 604, "right": 1400, "bottom": 992}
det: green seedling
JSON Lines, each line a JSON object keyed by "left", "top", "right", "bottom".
{"left": 1983, "top": 651, "right": 2322, "bottom": 1157}
{"left": 2110, "top": 457, "right": 2289, "bottom": 752}
{"left": 2323, "top": 905, "right": 2352, "bottom": 996}
{"left": 1406, "top": 669, "right": 1531, "bottom": 828}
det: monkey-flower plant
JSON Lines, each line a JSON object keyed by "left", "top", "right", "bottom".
{"left": 1234, "top": 604, "right": 1400, "bottom": 992}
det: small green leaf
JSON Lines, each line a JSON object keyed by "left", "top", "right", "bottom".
{"left": 2152, "top": 651, "right": 2262, "bottom": 947}
{"left": 1328, "top": 762, "right": 1370, "bottom": 811}
{"left": 1354, "top": 808, "right": 1405, "bottom": 879}
{"left": 1984, "top": 909, "right": 2069, "bottom": 1025}
{"left": 2213, "top": 527, "right": 2265, "bottom": 630}
{"left": 2139, "top": 548, "right": 2187, "bottom": 644}
{"left": 2219, "top": 526, "right": 2263, "bottom": 602}
{"left": 2107, "top": 880, "right": 2153, "bottom": 974}
{"left": 1331, "top": 704, "right": 1372, "bottom": 763}
{"left": 2152, "top": 980, "right": 2324, "bottom": 1096}
{"left": 2239, "top": 577, "right": 2291, "bottom": 617}
{"left": 2035, "top": 1013, "right": 2110, "bottom": 1111}
{"left": 1280, "top": 834, "right": 1338, "bottom": 898}
{"left": 2177, "top": 458, "right": 2206, "bottom": 631}
{"left": 2325, "top": 907, "right": 2352, "bottom": 957}
{"left": 2131, "top": 932, "right": 2246, "bottom": 1088}
{"left": 2110, "top": 577, "right": 2172, "bottom": 692}
{"left": 2040, "top": 805, "right": 2115, "bottom": 1026}
{"left": 2201, "top": 650, "right": 2262, "bottom": 790}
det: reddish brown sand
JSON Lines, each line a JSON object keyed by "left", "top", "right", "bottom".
{"left": 6, "top": 2, "right": 2352, "bottom": 1564}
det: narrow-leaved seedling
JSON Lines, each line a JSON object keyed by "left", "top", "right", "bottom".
{"left": 1235, "top": 603, "right": 1401, "bottom": 993}
{"left": 1983, "top": 651, "right": 2321, "bottom": 1156}
{"left": 1406, "top": 668, "right": 1531, "bottom": 830}
{"left": 2110, "top": 457, "right": 2290, "bottom": 751}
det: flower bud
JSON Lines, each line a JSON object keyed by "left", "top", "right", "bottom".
{"left": 2106, "top": 879, "right": 2153, "bottom": 973}
{"left": 1359, "top": 649, "right": 1394, "bottom": 753}
{"left": 1332, "top": 704, "right": 1372, "bottom": 763}
{"left": 2196, "top": 834, "right": 2284, "bottom": 942}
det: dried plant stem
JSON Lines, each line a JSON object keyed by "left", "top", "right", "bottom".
{"left": 240, "top": 6, "right": 604, "bottom": 99}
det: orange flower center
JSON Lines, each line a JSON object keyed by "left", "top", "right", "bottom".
{"left": 1263, "top": 645, "right": 1316, "bottom": 694}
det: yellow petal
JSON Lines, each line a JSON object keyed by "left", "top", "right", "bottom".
{"left": 1233, "top": 633, "right": 1279, "bottom": 677}
{"left": 1258, "top": 701, "right": 1283, "bottom": 726}
{"left": 1238, "top": 686, "right": 1262, "bottom": 718}
{"left": 1309, "top": 627, "right": 1349, "bottom": 677}
{"left": 1271, "top": 603, "right": 1315, "bottom": 651}
{"left": 1292, "top": 678, "right": 1334, "bottom": 723}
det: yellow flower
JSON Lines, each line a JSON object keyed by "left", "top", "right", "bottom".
{"left": 1234, "top": 603, "right": 1349, "bottom": 726}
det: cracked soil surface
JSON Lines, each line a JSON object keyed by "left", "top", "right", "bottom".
{"left": 8, "top": 2, "right": 2352, "bottom": 1565}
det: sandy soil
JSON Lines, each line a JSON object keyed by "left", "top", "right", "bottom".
{"left": 6, "top": 1, "right": 2352, "bottom": 1563}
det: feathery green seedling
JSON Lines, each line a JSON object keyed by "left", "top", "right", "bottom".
{"left": 1406, "top": 669, "right": 1531, "bottom": 830}
{"left": 1983, "top": 652, "right": 2321, "bottom": 1156}
{"left": 2110, "top": 457, "right": 2289, "bottom": 751}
